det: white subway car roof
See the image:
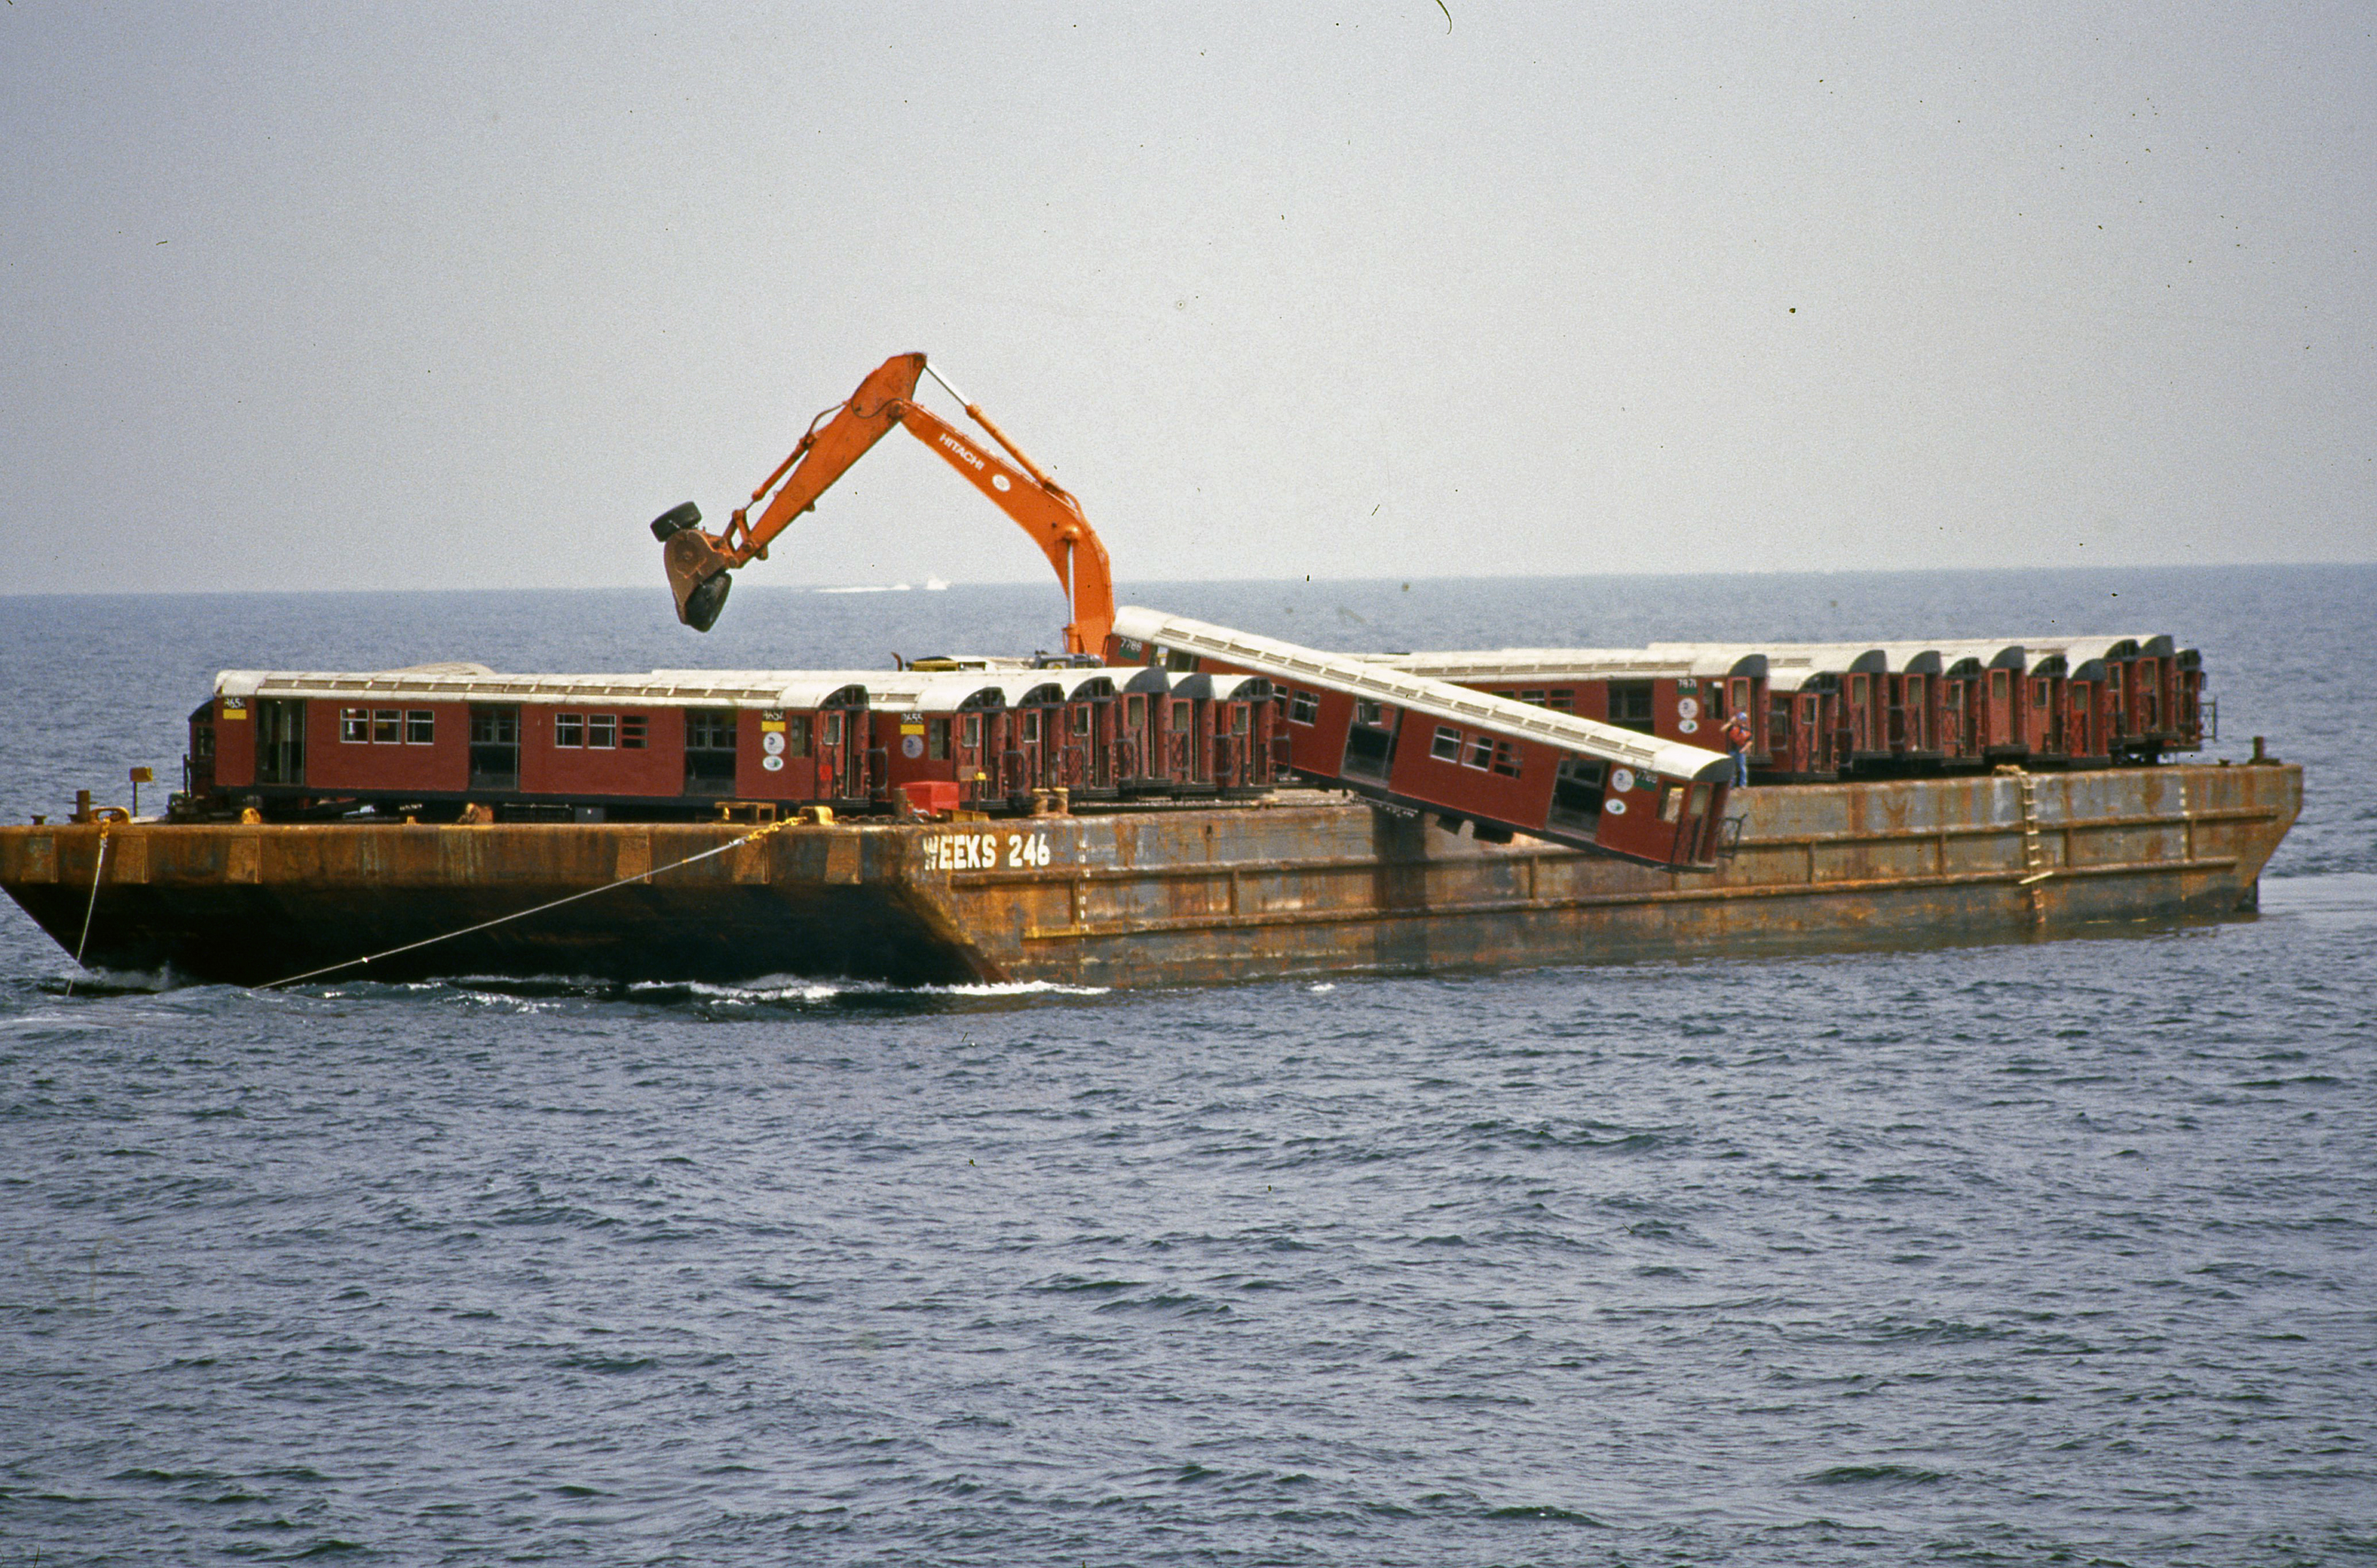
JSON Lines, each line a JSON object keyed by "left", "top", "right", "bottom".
{"left": 1375, "top": 649, "right": 1697, "bottom": 680}
{"left": 2009, "top": 635, "right": 2174, "bottom": 668}
{"left": 216, "top": 660, "right": 1188, "bottom": 717}
{"left": 1763, "top": 661, "right": 1835, "bottom": 695}
{"left": 218, "top": 667, "right": 874, "bottom": 710}
{"left": 1649, "top": 636, "right": 2170, "bottom": 675}
{"left": 1647, "top": 640, "right": 1902, "bottom": 672}
{"left": 849, "top": 672, "right": 1006, "bottom": 711}
{"left": 1396, "top": 647, "right": 1775, "bottom": 680}
{"left": 936, "top": 668, "right": 1121, "bottom": 708}
{"left": 1166, "top": 670, "right": 1274, "bottom": 702}
{"left": 1113, "top": 607, "right": 1731, "bottom": 780}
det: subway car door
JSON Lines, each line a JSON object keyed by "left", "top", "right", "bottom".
{"left": 1068, "top": 701, "right": 1098, "bottom": 789}
{"left": 1162, "top": 699, "right": 1190, "bottom": 781}
{"left": 842, "top": 708, "right": 872, "bottom": 799}
{"left": 957, "top": 710, "right": 989, "bottom": 802}
{"left": 1113, "top": 694, "right": 1144, "bottom": 783}
{"left": 1729, "top": 677, "right": 1760, "bottom": 760}
{"left": 992, "top": 710, "right": 1023, "bottom": 795}
{"left": 1339, "top": 699, "right": 1400, "bottom": 783}
{"left": 1017, "top": 706, "right": 1047, "bottom": 789}
{"left": 1984, "top": 669, "right": 2012, "bottom": 749}
{"left": 814, "top": 710, "right": 846, "bottom": 801}
{"left": 1207, "top": 700, "right": 1236, "bottom": 788}
{"left": 468, "top": 704, "right": 518, "bottom": 792}
{"left": 257, "top": 698, "right": 307, "bottom": 787}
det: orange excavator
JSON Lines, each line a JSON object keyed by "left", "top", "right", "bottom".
{"left": 649, "top": 353, "right": 1116, "bottom": 656}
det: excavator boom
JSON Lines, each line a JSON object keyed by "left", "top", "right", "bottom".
{"left": 651, "top": 353, "right": 1115, "bottom": 655}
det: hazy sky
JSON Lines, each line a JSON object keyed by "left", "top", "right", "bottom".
{"left": 3, "top": 3, "right": 2370, "bottom": 597}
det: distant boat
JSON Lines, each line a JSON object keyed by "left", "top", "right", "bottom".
{"left": 925, "top": 577, "right": 950, "bottom": 591}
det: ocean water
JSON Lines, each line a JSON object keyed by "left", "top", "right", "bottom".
{"left": 3, "top": 567, "right": 2372, "bottom": 1566}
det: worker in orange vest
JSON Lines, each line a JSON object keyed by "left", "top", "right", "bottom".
{"left": 1722, "top": 710, "right": 1754, "bottom": 788}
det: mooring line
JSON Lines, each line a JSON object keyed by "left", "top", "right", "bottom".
{"left": 64, "top": 823, "right": 110, "bottom": 999}
{"left": 261, "top": 821, "right": 787, "bottom": 991}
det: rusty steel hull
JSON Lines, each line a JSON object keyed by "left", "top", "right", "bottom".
{"left": 0, "top": 764, "right": 2301, "bottom": 988}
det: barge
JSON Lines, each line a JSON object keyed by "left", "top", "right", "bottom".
{"left": 0, "top": 353, "right": 2297, "bottom": 988}
{"left": 0, "top": 760, "right": 2297, "bottom": 988}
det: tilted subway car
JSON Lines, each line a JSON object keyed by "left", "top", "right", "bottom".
{"left": 1109, "top": 608, "right": 1735, "bottom": 870}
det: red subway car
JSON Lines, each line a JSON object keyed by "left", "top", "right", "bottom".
{"left": 2029, "top": 636, "right": 2201, "bottom": 762}
{"left": 1111, "top": 608, "right": 1735, "bottom": 870}
{"left": 1384, "top": 647, "right": 1774, "bottom": 773}
{"left": 193, "top": 666, "right": 874, "bottom": 821}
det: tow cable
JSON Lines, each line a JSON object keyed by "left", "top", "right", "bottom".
{"left": 64, "top": 821, "right": 110, "bottom": 999}
{"left": 261, "top": 819, "right": 791, "bottom": 991}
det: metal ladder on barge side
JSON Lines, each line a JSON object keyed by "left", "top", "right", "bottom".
{"left": 2000, "top": 765, "right": 2052, "bottom": 926}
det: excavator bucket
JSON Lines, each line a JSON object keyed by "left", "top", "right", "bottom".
{"left": 678, "top": 561, "right": 732, "bottom": 633}
{"left": 656, "top": 508, "right": 735, "bottom": 632}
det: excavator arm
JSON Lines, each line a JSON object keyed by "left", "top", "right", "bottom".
{"left": 651, "top": 352, "right": 1115, "bottom": 656}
